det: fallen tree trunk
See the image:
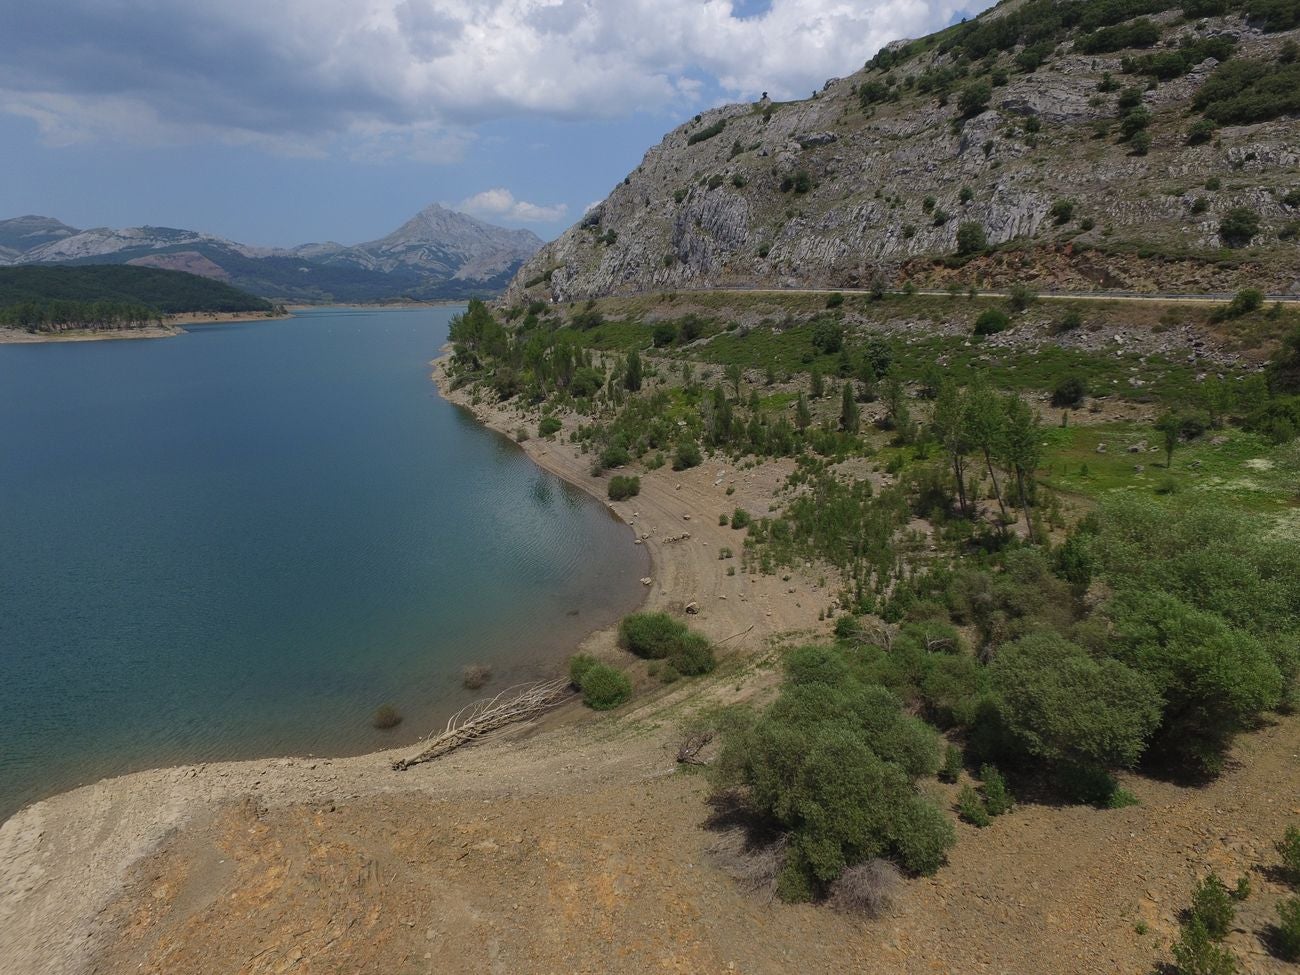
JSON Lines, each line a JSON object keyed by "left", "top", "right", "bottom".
{"left": 391, "top": 678, "right": 573, "bottom": 771}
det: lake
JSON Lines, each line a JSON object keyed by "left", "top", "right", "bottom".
{"left": 0, "top": 307, "right": 648, "bottom": 821}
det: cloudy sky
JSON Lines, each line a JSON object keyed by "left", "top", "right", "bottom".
{"left": 0, "top": 0, "right": 982, "bottom": 246}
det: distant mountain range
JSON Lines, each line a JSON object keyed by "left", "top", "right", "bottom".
{"left": 0, "top": 206, "right": 544, "bottom": 303}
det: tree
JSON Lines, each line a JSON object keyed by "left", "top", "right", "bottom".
{"left": 625, "top": 349, "right": 643, "bottom": 392}
{"left": 795, "top": 392, "right": 812, "bottom": 431}
{"left": 810, "top": 367, "right": 825, "bottom": 399}
{"left": 1268, "top": 324, "right": 1300, "bottom": 394}
{"left": 840, "top": 382, "right": 861, "bottom": 433}
{"left": 931, "top": 380, "right": 972, "bottom": 517}
{"left": 965, "top": 377, "right": 1010, "bottom": 526}
{"left": 1155, "top": 411, "right": 1181, "bottom": 468}
{"left": 956, "top": 222, "right": 988, "bottom": 256}
{"left": 958, "top": 81, "right": 992, "bottom": 118}
{"left": 1000, "top": 394, "right": 1042, "bottom": 539}
{"left": 991, "top": 632, "right": 1162, "bottom": 778}
{"left": 724, "top": 362, "right": 744, "bottom": 400}
{"left": 881, "top": 372, "right": 913, "bottom": 440}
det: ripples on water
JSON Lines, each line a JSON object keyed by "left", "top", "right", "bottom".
{"left": 0, "top": 307, "right": 647, "bottom": 820}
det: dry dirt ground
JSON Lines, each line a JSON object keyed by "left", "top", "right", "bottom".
{"left": 83, "top": 702, "right": 1300, "bottom": 975}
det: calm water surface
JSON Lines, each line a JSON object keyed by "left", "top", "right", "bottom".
{"left": 0, "top": 307, "right": 647, "bottom": 820}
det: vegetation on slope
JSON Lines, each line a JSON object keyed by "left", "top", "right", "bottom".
{"left": 0, "top": 265, "right": 275, "bottom": 332}
{"left": 447, "top": 288, "right": 1300, "bottom": 916}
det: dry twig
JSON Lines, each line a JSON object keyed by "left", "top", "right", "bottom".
{"left": 391, "top": 678, "right": 572, "bottom": 770}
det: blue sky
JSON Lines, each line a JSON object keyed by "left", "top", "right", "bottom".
{"left": 0, "top": 1, "right": 983, "bottom": 248}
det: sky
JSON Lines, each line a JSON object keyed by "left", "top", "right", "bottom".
{"left": 0, "top": 0, "right": 984, "bottom": 247}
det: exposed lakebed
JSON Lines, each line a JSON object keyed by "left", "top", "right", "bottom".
{"left": 0, "top": 307, "right": 647, "bottom": 821}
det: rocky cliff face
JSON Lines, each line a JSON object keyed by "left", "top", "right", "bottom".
{"left": 507, "top": 5, "right": 1300, "bottom": 303}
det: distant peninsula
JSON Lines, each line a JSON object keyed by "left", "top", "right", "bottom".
{"left": 0, "top": 265, "right": 280, "bottom": 341}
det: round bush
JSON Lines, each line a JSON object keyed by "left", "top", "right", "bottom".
{"left": 608, "top": 475, "right": 641, "bottom": 501}
{"left": 580, "top": 663, "right": 632, "bottom": 710}
{"left": 569, "top": 653, "right": 598, "bottom": 686}
{"left": 973, "top": 308, "right": 1010, "bottom": 336}
{"left": 1051, "top": 376, "right": 1088, "bottom": 408}
{"left": 618, "top": 611, "right": 688, "bottom": 659}
{"left": 672, "top": 633, "right": 717, "bottom": 676}
{"left": 372, "top": 703, "right": 403, "bottom": 729}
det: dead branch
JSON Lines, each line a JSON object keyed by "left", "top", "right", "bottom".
{"left": 676, "top": 730, "right": 715, "bottom": 766}
{"left": 391, "top": 678, "right": 573, "bottom": 771}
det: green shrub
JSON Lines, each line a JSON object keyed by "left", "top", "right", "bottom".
{"left": 673, "top": 440, "right": 703, "bottom": 470}
{"left": 939, "top": 743, "right": 963, "bottom": 783}
{"left": 538, "top": 415, "right": 562, "bottom": 437}
{"left": 713, "top": 657, "right": 954, "bottom": 894}
{"left": 673, "top": 633, "right": 717, "bottom": 676}
{"left": 1049, "top": 199, "right": 1075, "bottom": 224}
{"left": 958, "top": 81, "right": 992, "bottom": 118}
{"left": 608, "top": 475, "right": 641, "bottom": 501}
{"left": 1173, "top": 917, "right": 1238, "bottom": 975}
{"left": 618, "top": 611, "right": 715, "bottom": 675}
{"left": 731, "top": 507, "right": 752, "bottom": 529}
{"left": 980, "top": 764, "right": 1013, "bottom": 815}
{"left": 1219, "top": 208, "right": 1260, "bottom": 247}
{"left": 1275, "top": 897, "right": 1300, "bottom": 962}
{"left": 1278, "top": 825, "right": 1300, "bottom": 887}
{"left": 1051, "top": 375, "right": 1088, "bottom": 408}
{"left": 1187, "top": 119, "right": 1217, "bottom": 145}
{"left": 1105, "top": 588, "right": 1285, "bottom": 777}
{"left": 956, "top": 221, "right": 988, "bottom": 255}
{"left": 990, "top": 632, "right": 1163, "bottom": 777}
{"left": 1194, "top": 59, "right": 1300, "bottom": 125}
{"left": 973, "top": 308, "right": 1010, "bottom": 335}
{"left": 619, "top": 612, "right": 688, "bottom": 659}
{"left": 1189, "top": 873, "right": 1235, "bottom": 940}
{"left": 687, "top": 118, "right": 726, "bottom": 145}
{"left": 569, "top": 653, "right": 598, "bottom": 686}
{"left": 957, "top": 784, "right": 990, "bottom": 826}
{"left": 580, "top": 663, "right": 632, "bottom": 710}
{"left": 1216, "top": 288, "right": 1264, "bottom": 320}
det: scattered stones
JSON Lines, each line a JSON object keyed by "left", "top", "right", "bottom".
{"left": 640, "top": 577, "right": 653, "bottom": 586}
{"left": 684, "top": 601, "right": 699, "bottom": 615}
{"left": 1128, "top": 440, "right": 1148, "bottom": 453}
{"left": 1096, "top": 443, "right": 1107, "bottom": 453}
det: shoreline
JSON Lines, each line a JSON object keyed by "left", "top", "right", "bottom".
{"left": 0, "top": 343, "right": 823, "bottom": 975}
{"left": 0, "top": 311, "right": 290, "bottom": 345}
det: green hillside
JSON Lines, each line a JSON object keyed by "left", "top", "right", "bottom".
{"left": 0, "top": 265, "right": 273, "bottom": 314}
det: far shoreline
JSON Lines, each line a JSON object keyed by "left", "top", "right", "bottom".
{"left": 0, "top": 310, "right": 291, "bottom": 345}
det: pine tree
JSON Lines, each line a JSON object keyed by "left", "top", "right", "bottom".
{"left": 840, "top": 381, "right": 860, "bottom": 433}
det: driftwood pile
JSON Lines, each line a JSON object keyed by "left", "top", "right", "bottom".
{"left": 391, "top": 678, "right": 572, "bottom": 771}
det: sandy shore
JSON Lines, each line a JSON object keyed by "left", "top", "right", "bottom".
{"left": 0, "top": 311, "right": 288, "bottom": 345}
{"left": 0, "top": 349, "right": 824, "bottom": 975}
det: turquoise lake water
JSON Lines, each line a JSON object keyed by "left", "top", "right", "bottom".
{"left": 0, "top": 307, "right": 647, "bottom": 821}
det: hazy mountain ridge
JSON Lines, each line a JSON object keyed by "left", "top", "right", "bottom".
{"left": 506, "top": 0, "right": 1300, "bottom": 303}
{"left": 0, "top": 205, "right": 544, "bottom": 303}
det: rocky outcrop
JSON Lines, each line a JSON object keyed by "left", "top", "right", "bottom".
{"left": 507, "top": 14, "right": 1300, "bottom": 303}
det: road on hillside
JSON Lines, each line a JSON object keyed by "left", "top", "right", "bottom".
{"left": 698, "top": 286, "right": 1299, "bottom": 305}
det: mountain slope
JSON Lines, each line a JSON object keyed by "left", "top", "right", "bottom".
{"left": 507, "top": 0, "right": 1300, "bottom": 303}
{"left": 0, "top": 205, "right": 544, "bottom": 303}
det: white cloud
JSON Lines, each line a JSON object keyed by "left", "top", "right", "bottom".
{"left": 459, "top": 188, "right": 568, "bottom": 223}
{"left": 0, "top": 0, "right": 983, "bottom": 149}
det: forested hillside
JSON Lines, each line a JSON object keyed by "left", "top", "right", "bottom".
{"left": 0, "top": 265, "right": 274, "bottom": 333}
